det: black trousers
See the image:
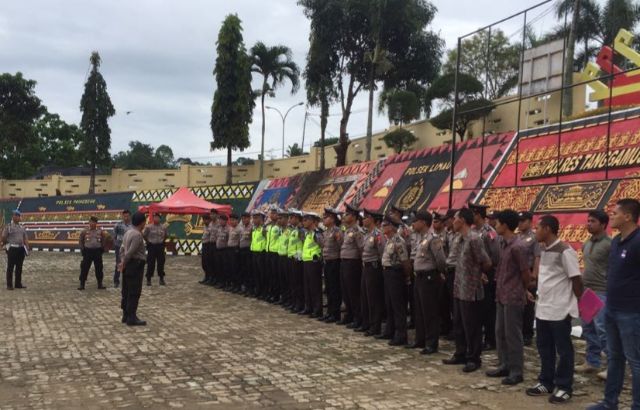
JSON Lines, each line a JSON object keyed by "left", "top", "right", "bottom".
{"left": 238, "top": 247, "right": 250, "bottom": 289}
{"left": 201, "top": 243, "right": 211, "bottom": 280}
{"left": 453, "top": 298, "right": 483, "bottom": 365}
{"left": 80, "top": 248, "right": 104, "bottom": 284}
{"left": 408, "top": 266, "right": 415, "bottom": 326}
{"left": 252, "top": 252, "right": 264, "bottom": 296}
{"left": 121, "top": 259, "right": 145, "bottom": 321}
{"left": 303, "top": 261, "right": 323, "bottom": 316}
{"left": 340, "top": 258, "right": 362, "bottom": 324}
{"left": 414, "top": 271, "right": 443, "bottom": 349}
{"left": 6, "top": 247, "right": 26, "bottom": 287}
{"left": 146, "top": 243, "right": 166, "bottom": 279}
{"left": 279, "top": 255, "right": 289, "bottom": 301}
{"left": 482, "top": 279, "right": 497, "bottom": 346}
{"left": 289, "top": 259, "right": 304, "bottom": 311}
{"left": 323, "top": 259, "right": 341, "bottom": 318}
{"left": 523, "top": 286, "right": 537, "bottom": 340}
{"left": 268, "top": 252, "right": 279, "bottom": 297}
{"left": 206, "top": 244, "right": 217, "bottom": 282}
{"left": 440, "top": 267, "right": 456, "bottom": 336}
{"left": 383, "top": 267, "right": 407, "bottom": 342}
{"left": 361, "top": 261, "right": 384, "bottom": 333}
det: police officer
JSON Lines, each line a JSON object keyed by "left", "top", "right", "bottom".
{"left": 379, "top": 214, "right": 411, "bottom": 346}
{"left": 321, "top": 207, "right": 343, "bottom": 323}
{"left": 227, "top": 214, "right": 241, "bottom": 293}
{"left": 208, "top": 209, "right": 220, "bottom": 286}
{"left": 112, "top": 209, "right": 132, "bottom": 288}
{"left": 340, "top": 204, "right": 365, "bottom": 328}
{"left": 119, "top": 211, "right": 147, "bottom": 326}
{"left": 517, "top": 211, "right": 540, "bottom": 346}
{"left": 143, "top": 213, "right": 167, "bottom": 286}
{"left": 390, "top": 205, "right": 415, "bottom": 329}
{"left": 302, "top": 212, "right": 324, "bottom": 318}
{"left": 360, "top": 209, "right": 385, "bottom": 336}
{"left": 250, "top": 211, "right": 268, "bottom": 298}
{"left": 265, "top": 207, "right": 281, "bottom": 302}
{"left": 215, "top": 214, "right": 230, "bottom": 289}
{"left": 469, "top": 203, "right": 499, "bottom": 351}
{"left": 78, "top": 216, "right": 109, "bottom": 290}
{"left": 275, "top": 210, "right": 290, "bottom": 304}
{"left": 443, "top": 209, "right": 460, "bottom": 340}
{"left": 286, "top": 209, "right": 305, "bottom": 313}
{"left": 198, "top": 214, "right": 212, "bottom": 285}
{"left": 1, "top": 210, "right": 29, "bottom": 290}
{"left": 409, "top": 211, "right": 447, "bottom": 355}
{"left": 238, "top": 212, "right": 252, "bottom": 294}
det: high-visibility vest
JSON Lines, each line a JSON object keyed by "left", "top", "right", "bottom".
{"left": 250, "top": 227, "right": 266, "bottom": 252}
{"left": 302, "top": 231, "right": 322, "bottom": 262}
{"left": 288, "top": 227, "right": 303, "bottom": 258}
{"left": 277, "top": 227, "right": 289, "bottom": 256}
{"left": 267, "top": 224, "right": 281, "bottom": 253}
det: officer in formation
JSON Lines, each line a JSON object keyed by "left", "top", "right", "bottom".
{"left": 112, "top": 209, "right": 132, "bottom": 288}
{"left": 1, "top": 210, "right": 29, "bottom": 290}
{"left": 339, "top": 204, "right": 365, "bottom": 328}
{"left": 143, "top": 213, "right": 167, "bottom": 286}
{"left": 321, "top": 207, "right": 342, "bottom": 323}
{"left": 360, "top": 209, "right": 385, "bottom": 336}
{"left": 78, "top": 216, "right": 111, "bottom": 290}
{"left": 119, "top": 211, "right": 148, "bottom": 326}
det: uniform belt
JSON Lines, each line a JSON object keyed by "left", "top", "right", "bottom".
{"left": 363, "top": 260, "right": 380, "bottom": 266}
{"left": 383, "top": 265, "right": 402, "bottom": 270}
{"left": 9, "top": 244, "right": 22, "bottom": 248}
{"left": 415, "top": 269, "right": 437, "bottom": 275}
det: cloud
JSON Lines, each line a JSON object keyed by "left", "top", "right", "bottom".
{"left": 1, "top": 0, "right": 563, "bottom": 163}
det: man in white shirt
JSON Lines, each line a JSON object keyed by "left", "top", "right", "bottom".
{"left": 525, "top": 215, "right": 583, "bottom": 405}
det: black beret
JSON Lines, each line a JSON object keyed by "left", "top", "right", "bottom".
{"left": 363, "top": 209, "right": 384, "bottom": 222}
{"left": 518, "top": 211, "right": 534, "bottom": 221}
{"left": 132, "top": 212, "right": 146, "bottom": 226}
{"left": 382, "top": 214, "right": 401, "bottom": 228}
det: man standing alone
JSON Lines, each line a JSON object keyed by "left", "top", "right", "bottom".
{"left": 143, "top": 214, "right": 167, "bottom": 286}
{"left": 1, "top": 210, "right": 29, "bottom": 290}
{"left": 119, "top": 212, "right": 148, "bottom": 326}
{"left": 78, "top": 216, "right": 108, "bottom": 290}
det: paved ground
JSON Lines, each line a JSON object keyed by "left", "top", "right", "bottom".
{"left": 0, "top": 252, "right": 632, "bottom": 409}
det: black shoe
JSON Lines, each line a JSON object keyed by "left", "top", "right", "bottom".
{"left": 548, "top": 388, "right": 572, "bottom": 404}
{"left": 78, "top": 284, "right": 85, "bottom": 290}
{"left": 346, "top": 322, "right": 360, "bottom": 329}
{"left": 146, "top": 279, "right": 152, "bottom": 286}
{"left": 462, "top": 362, "right": 481, "bottom": 373}
{"left": 388, "top": 338, "right": 407, "bottom": 346}
{"left": 354, "top": 326, "right": 369, "bottom": 333}
{"left": 126, "top": 318, "right": 147, "bottom": 326}
{"left": 299, "top": 309, "right": 311, "bottom": 315}
{"left": 14, "top": 285, "right": 26, "bottom": 289}
{"left": 97, "top": 284, "right": 106, "bottom": 290}
{"left": 159, "top": 278, "right": 166, "bottom": 286}
{"left": 442, "top": 356, "right": 466, "bottom": 365}
{"left": 486, "top": 368, "right": 509, "bottom": 378}
{"left": 523, "top": 337, "right": 533, "bottom": 347}
{"left": 310, "top": 313, "right": 321, "bottom": 319}
{"left": 114, "top": 282, "right": 120, "bottom": 288}
{"left": 336, "top": 319, "right": 352, "bottom": 326}
{"left": 375, "top": 334, "right": 393, "bottom": 340}
{"left": 365, "top": 328, "right": 380, "bottom": 337}
{"left": 502, "top": 375, "right": 523, "bottom": 386}
{"left": 318, "top": 315, "right": 331, "bottom": 322}
{"left": 6, "top": 286, "right": 13, "bottom": 290}
{"left": 325, "top": 316, "right": 338, "bottom": 323}
{"left": 121, "top": 315, "right": 127, "bottom": 323}
{"left": 420, "top": 346, "right": 438, "bottom": 355}
{"left": 405, "top": 343, "right": 425, "bottom": 349}
{"left": 198, "top": 278, "right": 208, "bottom": 284}
{"left": 525, "top": 383, "right": 552, "bottom": 397}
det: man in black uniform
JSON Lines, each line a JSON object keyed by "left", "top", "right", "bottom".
{"left": 119, "top": 212, "right": 148, "bottom": 326}
{"left": 1, "top": 210, "right": 29, "bottom": 290}
{"left": 79, "top": 216, "right": 109, "bottom": 290}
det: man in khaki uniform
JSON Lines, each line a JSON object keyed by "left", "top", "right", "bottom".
{"left": 143, "top": 213, "right": 167, "bottom": 286}
{"left": 1, "top": 210, "right": 29, "bottom": 290}
{"left": 79, "top": 216, "right": 109, "bottom": 290}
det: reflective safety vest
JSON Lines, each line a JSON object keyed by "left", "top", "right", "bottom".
{"left": 287, "top": 227, "right": 303, "bottom": 259}
{"left": 302, "top": 230, "right": 322, "bottom": 262}
{"left": 277, "top": 227, "right": 289, "bottom": 256}
{"left": 250, "top": 226, "right": 266, "bottom": 252}
{"left": 267, "top": 224, "right": 281, "bottom": 253}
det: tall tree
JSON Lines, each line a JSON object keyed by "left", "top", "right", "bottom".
{"left": 299, "top": 0, "right": 443, "bottom": 166}
{"left": 211, "top": 15, "right": 255, "bottom": 184}
{"left": 79, "top": 52, "right": 115, "bottom": 194}
{"left": 112, "top": 141, "right": 176, "bottom": 170}
{"left": 34, "top": 112, "right": 84, "bottom": 169}
{"left": 250, "top": 42, "right": 300, "bottom": 179}
{"left": 0, "top": 72, "right": 45, "bottom": 179}
{"left": 428, "top": 72, "right": 494, "bottom": 140}
{"left": 443, "top": 29, "right": 520, "bottom": 100}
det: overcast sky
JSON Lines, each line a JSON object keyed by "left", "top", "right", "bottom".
{"left": 1, "top": 0, "right": 561, "bottom": 164}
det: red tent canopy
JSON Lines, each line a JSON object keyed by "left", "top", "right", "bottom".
{"left": 138, "top": 187, "right": 232, "bottom": 215}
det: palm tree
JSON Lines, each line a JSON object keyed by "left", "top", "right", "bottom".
{"left": 250, "top": 42, "right": 300, "bottom": 179}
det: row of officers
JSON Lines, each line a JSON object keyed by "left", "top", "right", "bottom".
{"left": 198, "top": 203, "right": 538, "bottom": 356}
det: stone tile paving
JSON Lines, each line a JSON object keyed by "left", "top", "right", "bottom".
{"left": 0, "top": 252, "right": 632, "bottom": 409}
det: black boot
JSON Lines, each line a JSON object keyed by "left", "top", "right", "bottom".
{"left": 159, "top": 277, "right": 166, "bottom": 286}
{"left": 78, "top": 282, "right": 85, "bottom": 290}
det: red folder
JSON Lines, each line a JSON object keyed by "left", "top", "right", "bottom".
{"left": 579, "top": 288, "right": 605, "bottom": 324}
